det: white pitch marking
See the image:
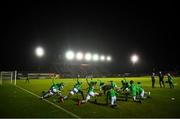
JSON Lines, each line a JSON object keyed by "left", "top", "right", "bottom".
{"left": 15, "top": 85, "right": 80, "bottom": 119}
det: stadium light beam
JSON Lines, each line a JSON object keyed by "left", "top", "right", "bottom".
{"left": 131, "top": 54, "right": 139, "bottom": 64}
{"left": 76, "top": 52, "right": 83, "bottom": 61}
{"left": 106, "top": 56, "right": 112, "bottom": 61}
{"left": 65, "top": 50, "right": 75, "bottom": 60}
{"left": 100, "top": 55, "right": 105, "bottom": 61}
{"left": 92, "top": 54, "right": 99, "bottom": 61}
{"left": 85, "top": 53, "right": 92, "bottom": 61}
{"left": 35, "top": 46, "right": 44, "bottom": 58}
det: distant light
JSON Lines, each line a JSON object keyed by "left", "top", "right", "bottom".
{"left": 85, "top": 53, "right": 92, "bottom": 61}
{"left": 65, "top": 51, "right": 74, "bottom": 60}
{"left": 92, "top": 54, "right": 99, "bottom": 61}
{"left": 76, "top": 52, "right": 83, "bottom": 61}
{"left": 131, "top": 54, "right": 139, "bottom": 64}
{"left": 100, "top": 55, "right": 105, "bottom": 61}
{"left": 106, "top": 56, "right": 112, "bottom": 61}
{"left": 35, "top": 46, "right": 44, "bottom": 57}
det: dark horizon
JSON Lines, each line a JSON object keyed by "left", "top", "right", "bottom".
{"left": 1, "top": 1, "right": 179, "bottom": 73}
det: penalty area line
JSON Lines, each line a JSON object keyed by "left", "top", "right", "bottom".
{"left": 15, "top": 85, "right": 81, "bottom": 119}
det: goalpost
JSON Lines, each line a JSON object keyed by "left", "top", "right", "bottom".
{"left": 0, "top": 70, "right": 17, "bottom": 85}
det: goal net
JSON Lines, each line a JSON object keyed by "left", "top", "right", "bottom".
{"left": 0, "top": 71, "right": 17, "bottom": 85}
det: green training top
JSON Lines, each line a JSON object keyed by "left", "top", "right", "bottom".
{"left": 74, "top": 83, "right": 82, "bottom": 91}
{"left": 88, "top": 85, "right": 94, "bottom": 92}
{"left": 111, "top": 82, "right": 117, "bottom": 89}
{"left": 51, "top": 84, "right": 60, "bottom": 90}
{"left": 129, "top": 83, "right": 137, "bottom": 96}
{"left": 136, "top": 84, "right": 143, "bottom": 94}
{"left": 55, "top": 83, "right": 64, "bottom": 90}
{"left": 107, "top": 88, "right": 119, "bottom": 99}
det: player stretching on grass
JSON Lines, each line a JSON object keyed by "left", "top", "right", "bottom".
{"left": 107, "top": 87, "right": 119, "bottom": 108}
{"left": 136, "top": 82, "right": 146, "bottom": 100}
{"left": 138, "top": 82, "right": 151, "bottom": 98}
{"left": 120, "top": 78, "right": 129, "bottom": 91}
{"left": 82, "top": 79, "right": 99, "bottom": 103}
{"left": 120, "top": 79, "right": 130, "bottom": 101}
{"left": 135, "top": 82, "right": 151, "bottom": 101}
{"left": 61, "top": 79, "right": 85, "bottom": 102}
{"left": 167, "top": 73, "right": 174, "bottom": 88}
{"left": 129, "top": 80, "right": 141, "bottom": 102}
{"left": 41, "top": 82, "right": 64, "bottom": 99}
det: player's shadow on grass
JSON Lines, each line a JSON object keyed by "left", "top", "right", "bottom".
{"left": 71, "top": 97, "right": 108, "bottom": 106}
{"left": 71, "top": 98, "right": 83, "bottom": 105}
{"left": 116, "top": 98, "right": 128, "bottom": 102}
{"left": 89, "top": 100, "right": 108, "bottom": 106}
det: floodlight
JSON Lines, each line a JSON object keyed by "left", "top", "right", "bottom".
{"left": 76, "top": 52, "right": 83, "bottom": 61}
{"left": 100, "top": 55, "right": 105, "bottom": 61}
{"left": 106, "top": 56, "right": 111, "bottom": 61}
{"left": 65, "top": 50, "right": 75, "bottom": 60}
{"left": 131, "top": 54, "right": 139, "bottom": 64}
{"left": 92, "top": 54, "right": 99, "bottom": 61}
{"left": 35, "top": 46, "right": 44, "bottom": 57}
{"left": 85, "top": 53, "right": 92, "bottom": 61}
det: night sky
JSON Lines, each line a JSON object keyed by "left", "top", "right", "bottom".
{"left": 1, "top": 1, "right": 179, "bottom": 73}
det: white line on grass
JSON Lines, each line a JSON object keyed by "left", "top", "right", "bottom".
{"left": 15, "top": 85, "right": 81, "bottom": 119}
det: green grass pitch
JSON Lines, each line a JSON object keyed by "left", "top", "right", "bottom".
{"left": 0, "top": 77, "right": 180, "bottom": 118}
